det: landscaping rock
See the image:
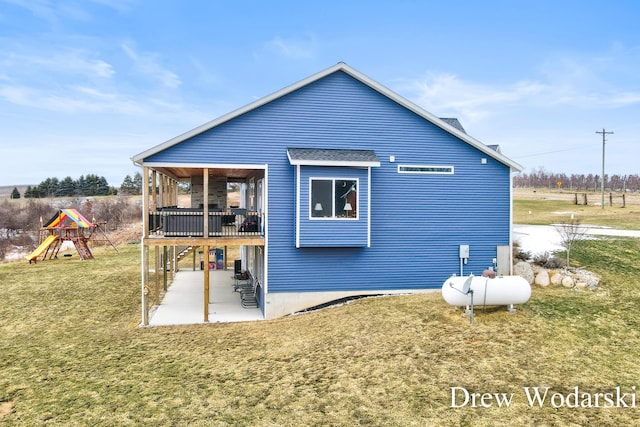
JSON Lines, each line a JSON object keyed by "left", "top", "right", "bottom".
{"left": 514, "top": 261, "right": 600, "bottom": 292}
{"left": 550, "top": 272, "right": 563, "bottom": 286}
{"left": 562, "top": 276, "right": 575, "bottom": 288}
{"left": 514, "top": 261, "right": 534, "bottom": 284}
{"left": 574, "top": 269, "right": 601, "bottom": 290}
{"left": 534, "top": 269, "right": 550, "bottom": 286}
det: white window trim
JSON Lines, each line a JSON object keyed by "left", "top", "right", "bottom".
{"left": 397, "top": 164, "right": 454, "bottom": 174}
{"left": 308, "top": 177, "right": 359, "bottom": 220}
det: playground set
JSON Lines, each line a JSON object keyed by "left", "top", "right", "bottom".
{"left": 26, "top": 208, "right": 117, "bottom": 263}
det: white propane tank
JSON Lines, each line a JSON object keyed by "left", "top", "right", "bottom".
{"left": 442, "top": 274, "right": 531, "bottom": 307}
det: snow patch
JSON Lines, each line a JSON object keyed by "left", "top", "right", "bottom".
{"left": 513, "top": 225, "right": 564, "bottom": 255}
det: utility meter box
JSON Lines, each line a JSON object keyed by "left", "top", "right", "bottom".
{"left": 459, "top": 245, "right": 470, "bottom": 259}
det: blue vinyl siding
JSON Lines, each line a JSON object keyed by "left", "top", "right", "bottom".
{"left": 145, "top": 70, "right": 512, "bottom": 294}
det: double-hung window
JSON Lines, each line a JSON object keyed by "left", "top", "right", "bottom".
{"left": 310, "top": 178, "right": 358, "bottom": 219}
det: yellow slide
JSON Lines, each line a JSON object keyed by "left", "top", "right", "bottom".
{"left": 26, "top": 235, "right": 59, "bottom": 262}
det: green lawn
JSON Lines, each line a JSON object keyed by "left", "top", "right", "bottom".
{"left": 1, "top": 235, "right": 640, "bottom": 425}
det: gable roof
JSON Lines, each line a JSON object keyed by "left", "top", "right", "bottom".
{"left": 287, "top": 148, "right": 380, "bottom": 167}
{"left": 132, "top": 62, "right": 522, "bottom": 172}
{"left": 439, "top": 118, "right": 466, "bottom": 134}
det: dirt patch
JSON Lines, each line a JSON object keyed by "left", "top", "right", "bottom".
{"left": 0, "top": 400, "right": 14, "bottom": 420}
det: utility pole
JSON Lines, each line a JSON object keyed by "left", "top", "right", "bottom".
{"left": 595, "top": 128, "right": 613, "bottom": 209}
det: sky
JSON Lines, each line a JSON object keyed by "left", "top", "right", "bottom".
{"left": 1, "top": 0, "right": 639, "bottom": 187}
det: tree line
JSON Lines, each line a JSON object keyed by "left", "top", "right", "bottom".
{"left": 10, "top": 172, "right": 143, "bottom": 199}
{"left": 514, "top": 169, "right": 640, "bottom": 192}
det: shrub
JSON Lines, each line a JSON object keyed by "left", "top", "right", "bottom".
{"left": 515, "top": 248, "right": 531, "bottom": 261}
{"left": 533, "top": 251, "right": 565, "bottom": 269}
{"left": 543, "top": 256, "right": 565, "bottom": 269}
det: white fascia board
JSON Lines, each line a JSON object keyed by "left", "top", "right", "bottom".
{"left": 142, "top": 162, "right": 267, "bottom": 170}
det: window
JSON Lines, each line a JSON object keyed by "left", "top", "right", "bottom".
{"left": 398, "top": 165, "right": 454, "bottom": 174}
{"left": 310, "top": 178, "right": 358, "bottom": 219}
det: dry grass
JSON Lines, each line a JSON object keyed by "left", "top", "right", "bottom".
{"left": 514, "top": 188, "right": 640, "bottom": 229}
{"left": 1, "top": 234, "right": 640, "bottom": 425}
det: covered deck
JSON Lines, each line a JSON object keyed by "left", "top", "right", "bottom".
{"left": 139, "top": 164, "right": 266, "bottom": 326}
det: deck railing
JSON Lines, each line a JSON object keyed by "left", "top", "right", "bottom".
{"left": 149, "top": 208, "right": 263, "bottom": 238}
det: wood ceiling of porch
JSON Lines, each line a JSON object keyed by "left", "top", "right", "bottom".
{"left": 152, "top": 166, "right": 256, "bottom": 182}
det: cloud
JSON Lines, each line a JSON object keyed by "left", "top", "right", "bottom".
{"left": 0, "top": 41, "right": 204, "bottom": 123}
{"left": 89, "top": 0, "right": 134, "bottom": 13}
{"left": 2, "top": 0, "right": 91, "bottom": 25}
{"left": 121, "top": 42, "right": 181, "bottom": 88}
{"left": 0, "top": 49, "right": 115, "bottom": 80}
{"left": 400, "top": 47, "right": 640, "bottom": 126}
{"left": 400, "top": 72, "right": 548, "bottom": 124}
{"left": 266, "top": 35, "right": 317, "bottom": 59}
{"left": 3, "top": 0, "right": 134, "bottom": 23}
{"left": 3, "top": 0, "right": 58, "bottom": 22}
{"left": 0, "top": 83, "right": 141, "bottom": 114}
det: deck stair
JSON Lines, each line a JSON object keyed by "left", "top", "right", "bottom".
{"left": 177, "top": 246, "right": 195, "bottom": 262}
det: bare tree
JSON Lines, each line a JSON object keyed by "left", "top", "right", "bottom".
{"left": 93, "top": 197, "right": 141, "bottom": 230}
{"left": 555, "top": 218, "right": 589, "bottom": 267}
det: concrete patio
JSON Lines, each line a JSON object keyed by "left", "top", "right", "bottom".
{"left": 147, "top": 268, "right": 263, "bottom": 326}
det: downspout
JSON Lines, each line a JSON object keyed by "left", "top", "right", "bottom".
{"left": 263, "top": 164, "right": 269, "bottom": 318}
{"left": 509, "top": 170, "right": 514, "bottom": 275}
{"left": 141, "top": 166, "right": 149, "bottom": 326}
{"left": 367, "top": 166, "right": 372, "bottom": 248}
{"left": 295, "top": 164, "right": 300, "bottom": 248}
{"left": 203, "top": 168, "right": 209, "bottom": 322}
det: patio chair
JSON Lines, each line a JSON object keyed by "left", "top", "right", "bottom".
{"left": 235, "top": 279, "right": 253, "bottom": 293}
{"left": 240, "top": 279, "right": 258, "bottom": 308}
{"left": 232, "top": 259, "right": 251, "bottom": 291}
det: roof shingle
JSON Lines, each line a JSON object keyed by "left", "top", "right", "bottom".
{"left": 287, "top": 148, "right": 380, "bottom": 166}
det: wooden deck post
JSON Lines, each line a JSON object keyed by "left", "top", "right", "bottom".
{"left": 172, "top": 245, "right": 177, "bottom": 275}
{"left": 154, "top": 246, "right": 160, "bottom": 303}
{"left": 150, "top": 170, "right": 157, "bottom": 230}
{"left": 158, "top": 172, "right": 162, "bottom": 207}
{"left": 142, "top": 245, "right": 149, "bottom": 326}
{"left": 163, "top": 245, "right": 168, "bottom": 291}
{"left": 142, "top": 166, "right": 150, "bottom": 326}
{"left": 203, "top": 245, "right": 210, "bottom": 322}
{"left": 203, "top": 168, "right": 209, "bottom": 238}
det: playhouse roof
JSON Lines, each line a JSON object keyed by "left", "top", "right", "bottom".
{"left": 44, "top": 209, "right": 94, "bottom": 229}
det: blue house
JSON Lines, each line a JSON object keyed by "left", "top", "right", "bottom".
{"left": 132, "top": 62, "right": 522, "bottom": 324}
